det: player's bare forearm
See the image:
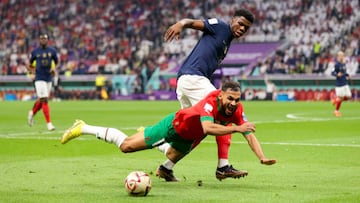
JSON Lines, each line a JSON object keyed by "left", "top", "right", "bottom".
{"left": 245, "top": 134, "right": 276, "bottom": 165}
{"left": 202, "top": 121, "right": 236, "bottom": 135}
{"left": 202, "top": 121, "right": 255, "bottom": 135}
{"left": 164, "top": 19, "right": 204, "bottom": 42}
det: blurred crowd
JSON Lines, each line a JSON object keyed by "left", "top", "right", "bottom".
{"left": 0, "top": 0, "right": 359, "bottom": 94}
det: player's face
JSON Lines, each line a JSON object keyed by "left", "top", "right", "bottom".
{"left": 39, "top": 35, "right": 48, "bottom": 47}
{"left": 219, "top": 89, "right": 241, "bottom": 116}
{"left": 230, "top": 16, "right": 252, "bottom": 38}
{"left": 337, "top": 52, "right": 344, "bottom": 62}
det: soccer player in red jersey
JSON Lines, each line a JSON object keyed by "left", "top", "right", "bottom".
{"left": 27, "top": 33, "right": 58, "bottom": 130}
{"left": 61, "top": 81, "right": 276, "bottom": 181}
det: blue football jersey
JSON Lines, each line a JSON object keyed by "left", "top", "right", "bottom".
{"left": 331, "top": 61, "right": 349, "bottom": 86}
{"left": 29, "top": 47, "right": 58, "bottom": 82}
{"left": 177, "top": 18, "right": 233, "bottom": 80}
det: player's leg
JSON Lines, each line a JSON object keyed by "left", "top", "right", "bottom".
{"left": 62, "top": 113, "right": 176, "bottom": 150}
{"left": 33, "top": 81, "right": 55, "bottom": 130}
{"left": 215, "top": 132, "right": 248, "bottom": 180}
{"left": 156, "top": 136, "right": 192, "bottom": 182}
{"left": 28, "top": 81, "right": 43, "bottom": 126}
{"left": 61, "top": 120, "right": 128, "bottom": 147}
{"left": 156, "top": 146, "right": 187, "bottom": 182}
{"left": 334, "top": 86, "right": 346, "bottom": 116}
{"left": 42, "top": 81, "right": 55, "bottom": 130}
{"left": 334, "top": 85, "right": 352, "bottom": 116}
{"left": 343, "top": 85, "right": 352, "bottom": 101}
{"left": 121, "top": 113, "right": 176, "bottom": 153}
{"left": 28, "top": 99, "right": 42, "bottom": 126}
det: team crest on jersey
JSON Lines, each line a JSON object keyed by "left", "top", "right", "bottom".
{"left": 48, "top": 52, "right": 52, "bottom": 57}
{"left": 203, "top": 103, "right": 213, "bottom": 114}
{"left": 42, "top": 53, "right": 47, "bottom": 58}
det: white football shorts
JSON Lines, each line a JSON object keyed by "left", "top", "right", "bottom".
{"left": 335, "top": 85, "right": 352, "bottom": 98}
{"left": 176, "top": 75, "right": 216, "bottom": 109}
{"left": 34, "top": 80, "right": 52, "bottom": 98}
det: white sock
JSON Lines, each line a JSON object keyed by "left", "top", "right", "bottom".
{"left": 157, "top": 142, "right": 171, "bottom": 155}
{"left": 82, "top": 124, "right": 127, "bottom": 147}
{"left": 218, "top": 159, "right": 229, "bottom": 168}
{"left": 162, "top": 159, "right": 175, "bottom": 170}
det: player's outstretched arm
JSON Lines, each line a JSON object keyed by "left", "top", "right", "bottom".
{"left": 164, "top": 19, "right": 204, "bottom": 42}
{"left": 244, "top": 133, "right": 276, "bottom": 165}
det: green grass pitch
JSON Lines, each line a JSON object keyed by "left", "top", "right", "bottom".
{"left": 0, "top": 100, "right": 359, "bottom": 203}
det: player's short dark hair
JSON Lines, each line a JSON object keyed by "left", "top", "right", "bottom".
{"left": 234, "top": 9, "right": 254, "bottom": 23}
{"left": 39, "top": 32, "right": 49, "bottom": 39}
{"left": 221, "top": 81, "right": 241, "bottom": 92}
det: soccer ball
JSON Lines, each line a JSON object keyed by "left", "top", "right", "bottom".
{"left": 124, "top": 171, "right": 152, "bottom": 196}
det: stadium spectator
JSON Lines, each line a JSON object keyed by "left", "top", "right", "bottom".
{"left": 264, "top": 74, "right": 277, "bottom": 101}
{"left": 95, "top": 70, "right": 107, "bottom": 100}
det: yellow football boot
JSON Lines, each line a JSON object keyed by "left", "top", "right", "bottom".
{"left": 61, "top": 120, "right": 85, "bottom": 144}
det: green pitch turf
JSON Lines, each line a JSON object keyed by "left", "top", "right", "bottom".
{"left": 0, "top": 101, "right": 359, "bottom": 203}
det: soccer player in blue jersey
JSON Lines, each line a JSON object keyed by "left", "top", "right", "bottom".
{"left": 156, "top": 9, "right": 255, "bottom": 181}
{"left": 27, "top": 33, "right": 58, "bottom": 130}
{"left": 331, "top": 51, "right": 352, "bottom": 117}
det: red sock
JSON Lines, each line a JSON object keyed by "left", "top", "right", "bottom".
{"left": 335, "top": 97, "right": 342, "bottom": 111}
{"left": 32, "top": 100, "right": 42, "bottom": 115}
{"left": 42, "top": 101, "right": 51, "bottom": 123}
{"left": 216, "top": 134, "right": 232, "bottom": 159}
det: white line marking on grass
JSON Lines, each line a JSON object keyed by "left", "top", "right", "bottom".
{"left": 285, "top": 113, "right": 360, "bottom": 122}
{"left": 202, "top": 140, "right": 360, "bottom": 148}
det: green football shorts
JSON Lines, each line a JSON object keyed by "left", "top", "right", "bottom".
{"left": 144, "top": 113, "right": 193, "bottom": 154}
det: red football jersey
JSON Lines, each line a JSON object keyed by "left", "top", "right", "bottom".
{"left": 173, "top": 90, "right": 247, "bottom": 141}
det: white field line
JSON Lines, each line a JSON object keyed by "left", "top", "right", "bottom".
{"left": 1, "top": 115, "right": 359, "bottom": 147}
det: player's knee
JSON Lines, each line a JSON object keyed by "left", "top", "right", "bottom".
{"left": 119, "top": 139, "right": 139, "bottom": 153}
{"left": 119, "top": 142, "right": 131, "bottom": 153}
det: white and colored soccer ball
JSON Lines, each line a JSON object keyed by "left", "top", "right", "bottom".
{"left": 124, "top": 171, "right": 152, "bottom": 196}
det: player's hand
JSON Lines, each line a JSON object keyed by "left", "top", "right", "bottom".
{"left": 260, "top": 159, "right": 276, "bottom": 165}
{"left": 237, "top": 122, "right": 256, "bottom": 133}
{"left": 50, "top": 69, "right": 55, "bottom": 76}
{"left": 164, "top": 23, "right": 183, "bottom": 42}
{"left": 27, "top": 73, "right": 35, "bottom": 80}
